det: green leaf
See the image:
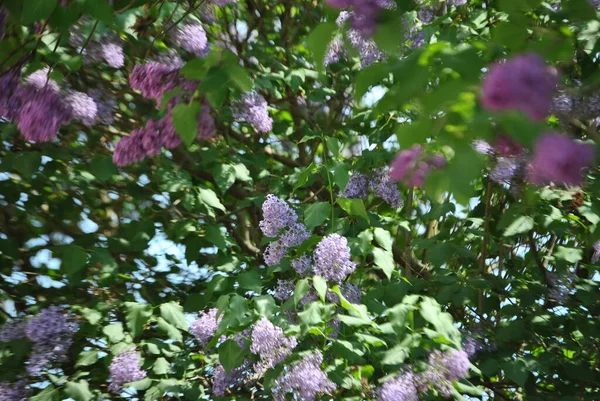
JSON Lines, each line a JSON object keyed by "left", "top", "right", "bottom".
{"left": 219, "top": 339, "right": 245, "bottom": 373}
{"left": 373, "top": 228, "right": 393, "bottom": 251}
{"left": 156, "top": 317, "right": 182, "bottom": 342}
{"left": 238, "top": 270, "right": 262, "bottom": 293}
{"left": 13, "top": 152, "right": 41, "bottom": 177}
{"left": 254, "top": 295, "right": 277, "bottom": 318}
{"left": 22, "top": 0, "right": 58, "bottom": 25}
{"left": 304, "top": 202, "right": 331, "bottom": 229}
{"left": 30, "top": 386, "right": 59, "bottom": 401}
{"left": 76, "top": 0, "right": 113, "bottom": 24}
{"left": 294, "top": 163, "right": 316, "bottom": 192}
{"left": 381, "top": 343, "right": 410, "bottom": 365}
{"left": 503, "top": 359, "right": 529, "bottom": 387}
{"left": 76, "top": 350, "right": 98, "bottom": 367}
{"left": 554, "top": 246, "right": 583, "bottom": 264}
{"left": 103, "top": 324, "right": 125, "bottom": 343}
{"left": 213, "top": 164, "right": 236, "bottom": 193}
{"left": 373, "top": 248, "right": 394, "bottom": 279}
{"left": 337, "top": 198, "right": 369, "bottom": 223}
{"left": 159, "top": 302, "right": 188, "bottom": 331}
{"left": 205, "top": 225, "right": 228, "bottom": 249}
{"left": 294, "top": 279, "right": 310, "bottom": 307}
{"left": 64, "top": 381, "right": 93, "bottom": 401}
{"left": 298, "top": 302, "right": 328, "bottom": 326}
{"left": 355, "top": 63, "right": 389, "bottom": 102}
{"left": 153, "top": 357, "right": 170, "bottom": 375}
{"left": 332, "top": 162, "right": 350, "bottom": 190}
{"left": 225, "top": 63, "right": 253, "bottom": 91}
{"left": 198, "top": 188, "right": 226, "bottom": 215}
{"left": 172, "top": 102, "right": 201, "bottom": 147}
{"left": 503, "top": 216, "right": 534, "bottom": 237}
{"left": 90, "top": 156, "right": 118, "bottom": 182}
{"left": 306, "top": 22, "right": 337, "bottom": 69}
{"left": 82, "top": 308, "right": 102, "bottom": 325}
{"left": 58, "top": 245, "right": 87, "bottom": 277}
{"left": 125, "top": 302, "right": 152, "bottom": 338}
{"left": 313, "top": 275, "right": 328, "bottom": 302}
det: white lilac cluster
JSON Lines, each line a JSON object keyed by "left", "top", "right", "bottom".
{"left": 250, "top": 318, "right": 297, "bottom": 375}
{"left": 260, "top": 195, "right": 310, "bottom": 266}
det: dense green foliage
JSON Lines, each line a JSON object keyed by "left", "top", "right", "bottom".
{"left": 1, "top": 0, "right": 600, "bottom": 400}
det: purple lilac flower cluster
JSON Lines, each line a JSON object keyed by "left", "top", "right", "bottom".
{"left": 190, "top": 308, "right": 222, "bottom": 347}
{"left": 260, "top": 195, "right": 310, "bottom": 266}
{"left": 326, "top": 282, "right": 362, "bottom": 304}
{"left": 472, "top": 134, "right": 527, "bottom": 185}
{"left": 250, "top": 318, "right": 297, "bottom": 375}
{"left": 0, "top": 319, "right": 25, "bottom": 342}
{"left": 212, "top": 360, "right": 252, "bottom": 396}
{"left": 114, "top": 56, "right": 216, "bottom": 166}
{"left": 235, "top": 91, "right": 273, "bottom": 133}
{"left": 313, "top": 234, "right": 356, "bottom": 283}
{"left": 481, "top": 53, "right": 558, "bottom": 121}
{"left": 325, "top": 11, "right": 384, "bottom": 68}
{"left": 273, "top": 351, "right": 336, "bottom": 401}
{"left": 390, "top": 145, "right": 446, "bottom": 188}
{"left": 340, "top": 170, "right": 403, "bottom": 209}
{"left": 0, "top": 380, "right": 30, "bottom": 401}
{"left": 326, "top": 0, "right": 387, "bottom": 36}
{"left": 273, "top": 279, "right": 296, "bottom": 301}
{"left": 85, "top": 35, "right": 125, "bottom": 68}
{"left": 0, "top": 68, "right": 73, "bottom": 142}
{"left": 108, "top": 350, "right": 147, "bottom": 393}
{"left": 0, "top": 66, "right": 116, "bottom": 141}
{"left": 22, "top": 306, "right": 79, "bottom": 375}
{"left": 379, "top": 371, "right": 418, "bottom": 401}
{"left": 171, "top": 21, "right": 210, "bottom": 58}
{"left": 291, "top": 255, "right": 312, "bottom": 275}
{"left": 378, "top": 348, "right": 470, "bottom": 400}
{"left": 528, "top": 133, "right": 594, "bottom": 187}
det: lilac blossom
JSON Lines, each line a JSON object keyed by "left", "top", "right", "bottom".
{"left": 259, "top": 195, "right": 298, "bottom": 238}
{"left": 0, "top": 380, "right": 30, "bottom": 401}
{"left": 291, "top": 255, "right": 312, "bottom": 275}
{"left": 419, "top": 349, "right": 470, "bottom": 396}
{"left": 85, "top": 36, "right": 125, "bottom": 68}
{"left": 14, "top": 86, "right": 73, "bottom": 142}
{"left": 0, "top": 319, "right": 25, "bottom": 342}
{"left": 341, "top": 172, "right": 369, "bottom": 199}
{"left": 250, "top": 318, "right": 297, "bottom": 375}
{"left": 528, "top": 133, "right": 595, "bottom": 187}
{"left": 190, "top": 308, "right": 222, "bottom": 347}
{"left": 279, "top": 223, "right": 311, "bottom": 248}
{"left": 472, "top": 139, "right": 494, "bottom": 155}
{"left": 378, "top": 371, "right": 418, "bottom": 401}
{"left": 0, "top": 69, "right": 20, "bottom": 119}
{"left": 235, "top": 92, "right": 273, "bottom": 133}
{"left": 264, "top": 240, "right": 287, "bottom": 266}
{"left": 273, "top": 351, "right": 336, "bottom": 401}
{"left": 65, "top": 90, "right": 98, "bottom": 127}
{"left": 129, "top": 61, "right": 180, "bottom": 105}
{"left": 171, "top": 21, "right": 210, "bottom": 58}
{"left": 327, "top": 282, "right": 362, "bottom": 304}
{"left": 24, "top": 306, "right": 79, "bottom": 375}
{"left": 88, "top": 88, "right": 117, "bottom": 125}
{"left": 370, "top": 168, "right": 403, "bottom": 208}
{"left": 273, "top": 279, "right": 295, "bottom": 301}
{"left": 108, "top": 350, "right": 147, "bottom": 393}
{"left": 313, "top": 234, "right": 356, "bottom": 282}
{"left": 490, "top": 157, "right": 519, "bottom": 184}
{"left": 481, "top": 53, "right": 558, "bottom": 121}
{"left": 212, "top": 360, "right": 251, "bottom": 396}
{"left": 25, "top": 68, "right": 59, "bottom": 92}
{"left": 494, "top": 134, "right": 524, "bottom": 157}
{"left": 390, "top": 145, "right": 422, "bottom": 182}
